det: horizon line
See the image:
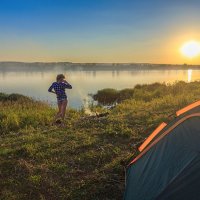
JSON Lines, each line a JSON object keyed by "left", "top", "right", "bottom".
{"left": 0, "top": 61, "right": 198, "bottom": 66}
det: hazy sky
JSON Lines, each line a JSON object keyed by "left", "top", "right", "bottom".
{"left": 1, "top": 0, "right": 200, "bottom": 64}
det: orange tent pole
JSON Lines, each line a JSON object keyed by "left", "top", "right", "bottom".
{"left": 176, "top": 100, "right": 200, "bottom": 116}
{"left": 138, "top": 122, "right": 167, "bottom": 152}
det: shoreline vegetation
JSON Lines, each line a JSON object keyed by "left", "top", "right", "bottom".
{"left": 0, "top": 62, "right": 200, "bottom": 72}
{"left": 1, "top": 81, "right": 200, "bottom": 199}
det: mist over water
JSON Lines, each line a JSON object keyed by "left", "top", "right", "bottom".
{"left": 0, "top": 65, "right": 200, "bottom": 109}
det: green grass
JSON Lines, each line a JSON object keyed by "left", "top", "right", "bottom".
{"left": 1, "top": 81, "right": 200, "bottom": 199}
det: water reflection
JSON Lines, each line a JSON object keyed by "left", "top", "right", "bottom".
{"left": 188, "top": 69, "right": 192, "bottom": 82}
{"left": 0, "top": 68, "right": 200, "bottom": 108}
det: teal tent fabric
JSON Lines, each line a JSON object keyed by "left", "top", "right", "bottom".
{"left": 124, "top": 106, "right": 200, "bottom": 200}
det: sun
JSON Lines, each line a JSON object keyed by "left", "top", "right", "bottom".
{"left": 180, "top": 40, "right": 200, "bottom": 58}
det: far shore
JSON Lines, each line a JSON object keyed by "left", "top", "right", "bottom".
{"left": 0, "top": 61, "right": 200, "bottom": 71}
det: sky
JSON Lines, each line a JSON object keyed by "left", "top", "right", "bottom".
{"left": 1, "top": 0, "right": 200, "bottom": 64}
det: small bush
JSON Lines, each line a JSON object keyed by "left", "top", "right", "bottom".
{"left": 93, "top": 88, "right": 119, "bottom": 105}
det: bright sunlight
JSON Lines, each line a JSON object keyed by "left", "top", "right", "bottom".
{"left": 181, "top": 40, "right": 200, "bottom": 58}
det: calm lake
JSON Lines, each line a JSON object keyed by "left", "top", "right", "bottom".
{"left": 0, "top": 66, "right": 200, "bottom": 109}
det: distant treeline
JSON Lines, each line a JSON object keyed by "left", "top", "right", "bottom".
{"left": 0, "top": 62, "right": 200, "bottom": 72}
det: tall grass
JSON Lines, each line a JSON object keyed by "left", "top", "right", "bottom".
{"left": 0, "top": 95, "right": 54, "bottom": 133}
{"left": 93, "top": 81, "right": 200, "bottom": 105}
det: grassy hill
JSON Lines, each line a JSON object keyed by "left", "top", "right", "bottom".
{"left": 1, "top": 81, "right": 200, "bottom": 200}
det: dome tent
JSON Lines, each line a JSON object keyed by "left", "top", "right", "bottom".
{"left": 124, "top": 101, "right": 200, "bottom": 200}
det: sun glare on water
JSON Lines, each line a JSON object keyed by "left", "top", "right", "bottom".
{"left": 181, "top": 40, "right": 200, "bottom": 58}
